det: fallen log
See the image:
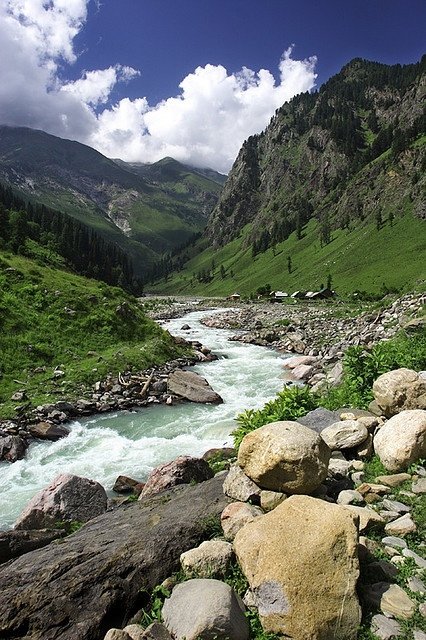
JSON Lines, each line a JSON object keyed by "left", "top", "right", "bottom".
{"left": 0, "top": 474, "right": 229, "bottom": 640}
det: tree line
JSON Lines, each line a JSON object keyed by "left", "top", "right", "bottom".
{"left": 0, "top": 183, "right": 143, "bottom": 294}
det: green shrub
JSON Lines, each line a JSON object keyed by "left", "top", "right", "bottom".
{"left": 233, "top": 385, "right": 319, "bottom": 449}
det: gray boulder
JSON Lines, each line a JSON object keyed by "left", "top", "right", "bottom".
{"left": 298, "top": 407, "right": 340, "bottom": 433}
{"left": 180, "top": 540, "right": 233, "bottom": 577}
{"left": 167, "top": 370, "right": 223, "bottom": 403}
{"left": 320, "top": 420, "right": 368, "bottom": 450}
{"left": 162, "top": 579, "right": 249, "bottom": 640}
{"left": 14, "top": 473, "right": 108, "bottom": 530}
{"left": 223, "top": 464, "right": 262, "bottom": 503}
{"left": 0, "top": 435, "right": 27, "bottom": 462}
{"left": 29, "top": 422, "right": 70, "bottom": 441}
{"left": 140, "top": 456, "right": 213, "bottom": 499}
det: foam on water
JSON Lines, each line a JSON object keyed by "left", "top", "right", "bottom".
{"left": 0, "top": 308, "right": 289, "bottom": 529}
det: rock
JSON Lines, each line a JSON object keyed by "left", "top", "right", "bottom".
{"left": 181, "top": 324, "right": 191, "bottom": 330}
{"left": 29, "top": 422, "right": 70, "bottom": 441}
{"left": 375, "top": 473, "right": 411, "bottom": 487}
{"left": 382, "top": 498, "right": 411, "bottom": 514}
{"left": 362, "top": 582, "right": 416, "bottom": 619}
{"left": 140, "top": 456, "right": 213, "bottom": 499}
{"left": 371, "top": 614, "right": 402, "bottom": 640}
{"left": 167, "top": 370, "right": 223, "bottom": 403}
{"left": 413, "top": 631, "right": 426, "bottom": 640}
{"left": 373, "top": 368, "right": 426, "bottom": 417}
{"left": 381, "top": 536, "right": 408, "bottom": 549}
{"left": 237, "top": 421, "right": 330, "bottom": 494}
{"left": 0, "top": 475, "right": 230, "bottom": 640}
{"left": 336, "top": 489, "right": 364, "bottom": 505}
{"left": 234, "top": 495, "right": 360, "bottom": 639}
{"left": 412, "top": 477, "right": 426, "bottom": 493}
{"left": 221, "top": 502, "right": 263, "bottom": 541}
{"left": 0, "top": 528, "right": 66, "bottom": 564}
{"left": 407, "top": 576, "right": 426, "bottom": 594}
{"left": 328, "top": 457, "right": 351, "bottom": 476}
{"left": 202, "top": 447, "right": 236, "bottom": 463}
{"left": 0, "top": 435, "right": 27, "bottom": 462}
{"left": 14, "top": 473, "right": 108, "bottom": 530}
{"left": 162, "top": 579, "right": 249, "bottom": 640}
{"left": 368, "top": 560, "right": 399, "bottom": 581}
{"left": 357, "top": 482, "right": 389, "bottom": 497}
{"left": 298, "top": 407, "right": 340, "bottom": 433}
{"left": 373, "top": 410, "right": 426, "bottom": 471}
{"left": 113, "top": 475, "right": 144, "bottom": 495}
{"left": 358, "top": 536, "right": 382, "bottom": 562}
{"left": 104, "top": 631, "right": 131, "bottom": 640}
{"left": 180, "top": 540, "right": 233, "bottom": 577}
{"left": 283, "top": 355, "right": 317, "bottom": 368}
{"left": 260, "top": 490, "right": 286, "bottom": 511}
{"left": 384, "top": 513, "right": 417, "bottom": 536}
{"left": 290, "top": 364, "right": 313, "bottom": 380}
{"left": 402, "top": 547, "right": 426, "bottom": 568}
{"left": 320, "top": 420, "right": 368, "bottom": 450}
{"left": 136, "top": 622, "right": 172, "bottom": 640}
{"left": 342, "top": 505, "right": 385, "bottom": 533}
{"left": 223, "top": 465, "right": 262, "bottom": 504}
{"left": 356, "top": 433, "right": 374, "bottom": 459}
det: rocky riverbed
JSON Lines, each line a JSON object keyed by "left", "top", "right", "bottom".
{"left": 201, "top": 292, "right": 426, "bottom": 391}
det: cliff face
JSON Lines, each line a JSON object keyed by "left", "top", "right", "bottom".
{"left": 206, "top": 57, "right": 426, "bottom": 250}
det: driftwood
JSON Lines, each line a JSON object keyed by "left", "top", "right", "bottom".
{"left": 0, "top": 474, "right": 229, "bottom": 640}
{"left": 140, "top": 369, "right": 155, "bottom": 398}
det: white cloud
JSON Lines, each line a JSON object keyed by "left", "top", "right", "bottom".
{"left": 0, "top": 1, "right": 317, "bottom": 173}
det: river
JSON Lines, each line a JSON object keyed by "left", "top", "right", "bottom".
{"left": 0, "top": 308, "right": 290, "bottom": 529}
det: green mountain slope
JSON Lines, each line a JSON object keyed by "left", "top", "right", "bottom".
{"left": 0, "top": 248, "right": 186, "bottom": 419}
{"left": 152, "top": 57, "right": 426, "bottom": 296}
{"left": 0, "top": 127, "right": 223, "bottom": 275}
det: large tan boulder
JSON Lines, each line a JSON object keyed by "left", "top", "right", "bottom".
{"left": 233, "top": 495, "right": 361, "bottom": 640}
{"left": 372, "top": 368, "right": 426, "bottom": 417}
{"left": 237, "top": 421, "right": 330, "bottom": 494}
{"left": 373, "top": 410, "right": 426, "bottom": 472}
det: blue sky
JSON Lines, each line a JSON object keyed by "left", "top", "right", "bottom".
{"left": 0, "top": 1, "right": 424, "bottom": 172}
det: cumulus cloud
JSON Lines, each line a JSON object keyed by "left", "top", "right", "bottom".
{"left": 0, "top": 1, "right": 317, "bottom": 172}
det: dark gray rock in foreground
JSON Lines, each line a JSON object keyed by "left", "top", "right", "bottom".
{"left": 0, "top": 474, "right": 229, "bottom": 640}
{"left": 167, "top": 370, "right": 223, "bottom": 403}
{"left": 0, "top": 528, "right": 66, "bottom": 565}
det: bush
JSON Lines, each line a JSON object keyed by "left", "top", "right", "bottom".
{"left": 233, "top": 385, "right": 319, "bottom": 449}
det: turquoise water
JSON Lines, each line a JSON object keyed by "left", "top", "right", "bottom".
{"left": 0, "top": 308, "right": 290, "bottom": 529}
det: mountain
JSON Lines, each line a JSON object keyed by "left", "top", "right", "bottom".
{"left": 0, "top": 127, "right": 223, "bottom": 275}
{"left": 152, "top": 56, "right": 426, "bottom": 296}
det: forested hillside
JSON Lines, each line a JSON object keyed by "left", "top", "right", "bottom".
{"left": 0, "top": 127, "right": 224, "bottom": 276}
{"left": 151, "top": 57, "right": 426, "bottom": 296}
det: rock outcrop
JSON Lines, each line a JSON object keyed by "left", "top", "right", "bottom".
{"left": 0, "top": 474, "right": 230, "bottom": 640}
{"left": 234, "top": 495, "right": 361, "bottom": 639}
{"left": 237, "top": 421, "right": 330, "bottom": 494}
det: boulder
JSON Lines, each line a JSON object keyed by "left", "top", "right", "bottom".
{"left": 320, "top": 420, "right": 368, "bottom": 450}
{"left": 0, "top": 528, "right": 65, "bottom": 564}
{"left": 113, "top": 475, "right": 144, "bottom": 495}
{"left": 342, "top": 505, "right": 385, "bottom": 533}
{"left": 298, "top": 407, "right": 340, "bottom": 434}
{"left": 167, "top": 370, "right": 223, "bottom": 404}
{"left": 14, "top": 473, "right": 108, "bottom": 530}
{"left": 384, "top": 513, "right": 417, "bottom": 536}
{"left": 237, "top": 421, "right": 330, "bottom": 494}
{"left": 0, "top": 475, "right": 230, "bottom": 640}
{"left": 234, "top": 495, "right": 360, "bottom": 639}
{"left": 371, "top": 614, "right": 402, "bottom": 640}
{"left": 134, "top": 622, "right": 171, "bottom": 640}
{"left": 180, "top": 540, "right": 233, "bottom": 577}
{"left": 373, "top": 410, "right": 426, "bottom": 471}
{"left": 104, "top": 631, "right": 131, "bottom": 640}
{"left": 223, "top": 464, "right": 262, "bottom": 503}
{"left": 162, "top": 579, "right": 249, "bottom": 640}
{"left": 372, "top": 368, "right": 426, "bottom": 417}
{"left": 29, "top": 422, "right": 70, "bottom": 441}
{"left": 140, "top": 456, "right": 213, "bottom": 499}
{"left": 221, "top": 502, "right": 264, "bottom": 541}
{"left": 0, "top": 435, "right": 27, "bottom": 462}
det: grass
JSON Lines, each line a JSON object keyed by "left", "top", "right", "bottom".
{"left": 152, "top": 212, "right": 426, "bottom": 298}
{"left": 0, "top": 251, "right": 189, "bottom": 419}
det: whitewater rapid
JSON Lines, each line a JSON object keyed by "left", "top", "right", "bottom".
{"left": 0, "top": 308, "right": 290, "bottom": 529}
